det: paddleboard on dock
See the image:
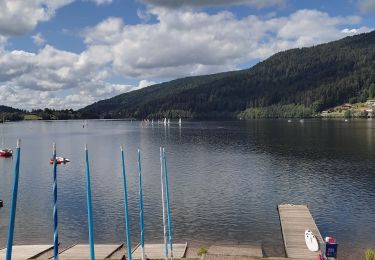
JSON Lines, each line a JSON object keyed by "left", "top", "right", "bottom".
{"left": 305, "top": 229, "right": 319, "bottom": 252}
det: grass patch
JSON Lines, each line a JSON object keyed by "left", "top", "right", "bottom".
{"left": 366, "top": 249, "right": 375, "bottom": 260}
{"left": 197, "top": 247, "right": 208, "bottom": 256}
{"left": 24, "top": 114, "right": 42, "bottom": 120}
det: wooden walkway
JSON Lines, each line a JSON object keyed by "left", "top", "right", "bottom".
{"left": 278, "top": 204, "right": 323, "bottom": 259}
{"left": 0, "top": 243, "right": 187, "bottom": 259}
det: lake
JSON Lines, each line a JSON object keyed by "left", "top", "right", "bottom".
{"left": 0, "top": 119, "right": 374, "bottom": 259}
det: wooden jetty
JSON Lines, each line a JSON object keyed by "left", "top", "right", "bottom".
{"left": 278, "top": 204, "right": 323, "bottom": 259}
{"left": 0, "top": 243, "right": 187, "bottom": 259}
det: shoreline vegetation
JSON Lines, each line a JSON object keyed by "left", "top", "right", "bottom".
{"left": 1, "top": 99, "right": 375, "bottom": 122}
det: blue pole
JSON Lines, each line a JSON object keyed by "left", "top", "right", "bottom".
{"left": 85, "top": 145, "right": 95, "bottom": 260}
{"left": 163, "top": 148, "right": 173, "bottom": 259}
{"left": 6, "top": 139, "right": 21, "bottom": 260}
{"left": 52, "top": 143, "right": 59, "bottom": 260}
{"left": 121, "top": 146, "right": 132, "bottom": 260}
{"left": 160, "top": 147, "right": 168, "bottom": 260}
{"left": 137, "top": 149, "right": 146, "bottom": 260}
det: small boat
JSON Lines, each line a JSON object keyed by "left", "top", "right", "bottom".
{"left": 50, "top": 156, "right": 70, "bottom": 164}
{"left": 305, "top": 229, "right": 319, "bottom": 252}
{"left": 287, "top": 119, "right": 292, "bottom": 123}
{"left": 0, "top": 116, "right": 12, "bottom": 158}
{"left": 178, "top": 118, "right": 182, "bottom": 126}
{"left": 0, "top": 148, "right": 12, "bottom": 157}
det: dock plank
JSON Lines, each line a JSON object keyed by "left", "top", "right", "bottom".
{"left": 278, "top": 204, "right": 323, "bottom": 260}
{"left": 207, "top": 245, "right": 262, "bottom": 258}
{"left": 0, "top": 245, "right": 53, "bottom": 260}
{"left": 58, "top": 244, "right": 121, "bottom": 259}
{"left": 132, "top": 243, "right": 187, "bottom": 259}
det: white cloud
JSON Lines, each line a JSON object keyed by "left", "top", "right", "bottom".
{"left": 0, "top": 0, "right": 74, "bottom": 36}
{"left": 137, "top": 9, "right": 151, "bottom": 23}
{"left": 32, "top": 32, "right": 46, "bottom": 46}
{"left": 358, "top": 0, "right": 375, "bottom": 13}
{"left": 83, "top": 8, "right": 371, "bottom": 79}
{"left": 0, "top": 6, "right": 372, "bottom": 110}
{"left": 140, "top": 0, "right": 285, "bottom": 9}
{"left": 137, "top": 79, "right": 156, "bottom": 89}
{"left": 88, "top": 0, "right": 113, "bottom": 5}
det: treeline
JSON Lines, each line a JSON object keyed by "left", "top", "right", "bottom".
{"left": 80, "top": 30, "right": 375, "bottom": 119}
{"left": 238, "top": 104, "right": 315, "bottom": 119}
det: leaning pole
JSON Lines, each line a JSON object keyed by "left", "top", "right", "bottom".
{"left": 5, "top": 139, "right": 21, "bottom": 260}
{"left": 52, "top": 143, "right": 59, "bottom": 260}
{"left": 160, "top": 147, "right": 169, "bottom": 260}
{"left": 85, "top": 145, "right": 95, "bottom": 260}
{"left": 137, "top": 149, "right": 146, "bottom": 260}
{"left": 163, "top": 148, "right": 173, "bottom": 259}
{"left": 121, "top": 146, "right": 132, "bottom": 260}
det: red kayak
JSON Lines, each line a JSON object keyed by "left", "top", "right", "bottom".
{"left": 0, "top": 148, "right": 13, "bottom": 157}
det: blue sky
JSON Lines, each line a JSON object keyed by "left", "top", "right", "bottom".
{"left": 0, "top": 0, "right": 374, "bottom": 109}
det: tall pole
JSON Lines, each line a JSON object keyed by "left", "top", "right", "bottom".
{"left": 6, "top": 139, "right": 21, "bottom": 260}
{"left": 1, "top": 114, "right": 4, "bottom": 147}
{"left": 160, "top": 147, "right": 168, "bottom": 260}
{"left": 163, "top": 148, "right": 173, "bottom": 259}
{"left": 85, "top": 145, "right": 95, "bottom": 260}
{"left": 137, "top": 149, "right": 146, "bottom": 260}
{"left": 52, "top": 143, "right": 59, "bottom": 260}
{"left": 121, "top": 146, "right": 132, "bottom": 260}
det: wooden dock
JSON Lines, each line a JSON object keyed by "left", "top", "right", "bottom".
{"left": 278, "top": 204, "right": 323, "bottom": 259}
{"left": 0, "top": 243, "right": 187, "bottom": 259}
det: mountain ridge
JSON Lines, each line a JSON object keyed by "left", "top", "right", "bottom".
{"left": 80, "top": 30, "right": 374, "bottom": 119}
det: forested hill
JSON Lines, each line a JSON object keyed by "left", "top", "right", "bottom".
{"left": 81, "top": 30, "right": 375, "bottom": 119}
{"left": 0, "top": 105, "right": 22, "bottom": 113}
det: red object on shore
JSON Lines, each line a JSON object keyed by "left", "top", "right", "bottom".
{"left": 0, "top": 149, "right": 13, "bottom": 157}
{"left": 317, "top": 253, "right": 323, "bottom": 260}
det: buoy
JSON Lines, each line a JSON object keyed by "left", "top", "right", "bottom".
{"left": 0, "top": 199, "right": 3, "bottom": 207}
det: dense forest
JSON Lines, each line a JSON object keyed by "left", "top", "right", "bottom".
{"left": 1, "top": 31, "right": 374, "bottom": 120}
{"left": 80, "top": 30, "right": 375, "bottom": 119}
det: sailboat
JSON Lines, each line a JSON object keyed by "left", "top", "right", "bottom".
{"left": 0, "top": 116, "right": 12, "bottom": 157}
{"left": 178, "top": 118, "right": 182, "bottom": 126}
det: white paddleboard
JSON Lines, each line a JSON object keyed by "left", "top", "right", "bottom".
{"left": 305, "top": 229, "right": 319, "bottom": 252}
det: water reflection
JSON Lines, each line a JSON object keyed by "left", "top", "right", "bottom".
{"left": 0, "top": 119, "right": 374, "bottom": 259}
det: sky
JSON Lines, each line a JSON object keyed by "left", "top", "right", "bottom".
{"left": 0, "top": 0, "right": 374, "bottom": 110}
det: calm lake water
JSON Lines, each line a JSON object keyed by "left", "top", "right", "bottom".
{"left": 0, "top": 119, "right": 374, "bottom": 259}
